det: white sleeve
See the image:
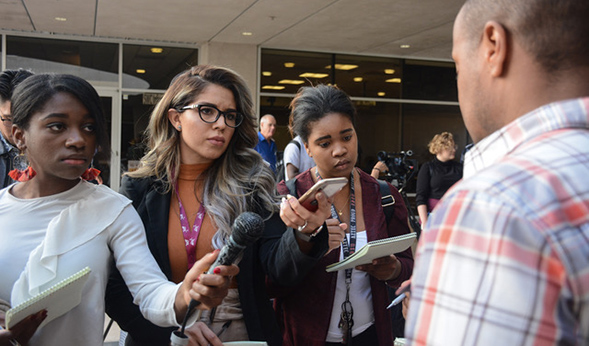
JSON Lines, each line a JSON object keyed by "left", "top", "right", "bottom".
{"left": 109, "top": 206, "right": 181, "bottom": 327}
{"left": 283, "top": 142, "right": 300, "bottom": 180}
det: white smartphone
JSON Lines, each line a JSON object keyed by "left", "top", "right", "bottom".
{"left": 297, "top": 177, "right": 348, "bottom": 211}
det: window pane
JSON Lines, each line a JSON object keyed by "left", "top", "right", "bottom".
{"left": 120, "top": 93, "right": 160, "bottom": 173}
{"left": 401, "top": 103, "right": 465, "bottom": 166}
{"left": 261, "top": 49, "right": 333, "bottom": 95}
{"left": 6, "top": 36, "right": 118, "bottom": 85}
{"left": 355, "top": 101, "right": 402, "bottom": 172}
{"left": 402, "top": 60, "right": 458, "bottom": 102}
{"left": 95, "top": 96, "right": 113, "bottom": 187}
{"left": 123, "top": 45, "right": 198, "bottom": 90}
{"left": 335, "top": 55, "right": 403, "bottom": 99}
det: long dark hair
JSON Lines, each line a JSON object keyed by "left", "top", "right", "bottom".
{"left": 129, "top": 65, "right": 277, "bottom": 247}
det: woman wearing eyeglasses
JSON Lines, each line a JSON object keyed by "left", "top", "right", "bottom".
{"left": 106, "top": 65, "right": 333, "bottom": 346}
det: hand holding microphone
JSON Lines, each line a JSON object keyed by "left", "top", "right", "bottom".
{"left": 176, "top": 212, "right": 265, "bottom": 341}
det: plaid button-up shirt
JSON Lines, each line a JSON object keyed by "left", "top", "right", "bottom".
{"left": 406, "top": 98, "right": 589, "bottom": 345}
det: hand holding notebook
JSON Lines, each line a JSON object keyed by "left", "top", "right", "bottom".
{"left": 325, "top": 233, "right": 416, "bottom": 272}
{"left": 6, "top": 267, "right": 91, "bottom": 330}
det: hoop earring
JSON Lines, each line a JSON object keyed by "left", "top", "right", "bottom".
{"left": 8, "top": 152, "right": 37, "bottom": 182}
{"left": 81, "top": 158, "right": 102, "bottom": 184}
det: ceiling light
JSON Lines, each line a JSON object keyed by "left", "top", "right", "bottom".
{"left": 278, "top": 79, "right": 305, "bottom": 85}
{"left": 242, "top": 32, "right": 253, "bottom": 36}
{"left": 325, "top": 64, "right": 359, "bottom": 71}
{"left": 262, "top": 85, "right": 286, "bottom": 90}
{"left": 299, "top": 72, "right": 329, "bottom": 78}
{"left": 400, "top": 44, "right": 411, "bottom": 49}
{"left": 284, "top": 62, "right": 295, "bottom": 68}
{"left": 136, "top": 69, "right": 146, "bottom": 74}
{"left": 386, "top": 78, "right": 402, "bottom": 83}
{"left": 55, "top": 17, "right": 67, "bottom": 22}
{"left": 384, "top": 69, "right": 395, "bottom": 74}
{"left": 262, "top": 71, "right": 272, "bottom": 77}
{"left": 377, "top": 92, "right": 386, "bottom": 96}
{"left": 150, "top": 47, "right": 163, "bottom": 54}
{"left": 353, "top": 77, "right": 363, "bottom": 82}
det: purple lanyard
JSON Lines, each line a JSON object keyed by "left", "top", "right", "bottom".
{"left": 174, "top": 183, "right": 206, "bottom": 270}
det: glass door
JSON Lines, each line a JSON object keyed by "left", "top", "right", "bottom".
{"left": 94, "top": 89, "right": 121, "bottom": 191}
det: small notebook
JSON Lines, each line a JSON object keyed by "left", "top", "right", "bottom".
{"left": 6, "top": 266, "right": 91, "bottom": 330}
{"left": 326, "top": 233, "right": 416, "bottom": 272}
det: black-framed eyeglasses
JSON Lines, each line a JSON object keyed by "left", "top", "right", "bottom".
{"left": 179, "top": 104, "right": 243, "bottom": 128}
{"left": 0, "top": 111, "right": 13, "bottom": 123}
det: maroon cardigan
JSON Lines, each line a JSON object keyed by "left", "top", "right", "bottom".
{"left": 273, "top": 169, "right": 414, "bottom": 345}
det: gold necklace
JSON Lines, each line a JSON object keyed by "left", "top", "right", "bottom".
{"left": 335, "top": 191, "right": 350, "bottom": 217}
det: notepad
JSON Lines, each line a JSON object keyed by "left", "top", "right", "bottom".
{"left": 5, "top": 266, "right": 91, "bottom": 330}
{"left": 326, "top": 233, "right": 416, "bottom": 272}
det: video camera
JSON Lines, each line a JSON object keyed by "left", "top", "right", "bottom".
{"left": 377, "top": 150, "right": 418, "bottom": 189}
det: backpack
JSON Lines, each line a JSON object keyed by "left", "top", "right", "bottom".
{"left": 275, "top": 139, "right": 301, "bottom": 183}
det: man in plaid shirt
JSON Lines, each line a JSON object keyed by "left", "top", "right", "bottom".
{"left": 405, "top": 0, "right": 589, "bottom": 344}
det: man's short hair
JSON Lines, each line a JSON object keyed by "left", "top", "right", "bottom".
{"left": 462, "top": 0, "right": 589, "bottom": 72}
{"left": 0, "top": 69, "right": 34, "bottom": 102}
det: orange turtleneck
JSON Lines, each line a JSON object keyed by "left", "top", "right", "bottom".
{"left": 168, "top": 162, "right": 215, "bottom": 283}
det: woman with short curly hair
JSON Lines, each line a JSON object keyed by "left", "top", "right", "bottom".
{"left": 416, "top": 132, "right": 463, "bottom": 225}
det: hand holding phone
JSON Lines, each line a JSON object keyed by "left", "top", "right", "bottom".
{"left": 298, "top": 177, "right": 348, "bottom": 211}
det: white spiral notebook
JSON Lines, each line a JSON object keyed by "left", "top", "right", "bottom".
{"left": 325, "top": 233, "right": 416, "bottom": 272}
{"left": 5, "top": 266, "right": 91, "bottom": 330}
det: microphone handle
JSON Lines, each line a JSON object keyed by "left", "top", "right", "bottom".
{"left": 180, "top": 299, "right": 200, "bottom": 335}
{"left": 183, "top": 243, "right": 243, "bottom": 331}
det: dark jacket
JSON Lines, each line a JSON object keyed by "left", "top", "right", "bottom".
{"left": 415, "top": 158, "right": 463, "bottom": 208}
{"left": 105, "top": 175, "right": 330, "bottom": 346}
{"left": 0, "top": 134, "right": 16, "bottom": 189}
{"left": 272, "top": 169, "right": 414, "bottom": 346}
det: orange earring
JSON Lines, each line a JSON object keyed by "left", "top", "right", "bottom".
{"left": 82, "top": 156, "right": 102, "bottom": 184}
{"left": 8, "top": 152, "right": 36, "bottom": 182}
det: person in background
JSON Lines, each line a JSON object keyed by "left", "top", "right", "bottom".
{"left": 106, "top": 65, "right": 334, "bottom": 346}
{"left": 274, "top": 84, "right": 413, "bottom": 345}
{"left": 415, "top": 132, "right": 462, "bottom": 226}
{"left": 370, "top": 160, "right": 389, "bottom": 180}
{"left": 0, "top": 69, "right": 34, "bottom": 189}
{"left": 284, "top": 134, "right": 315, "bottom": 181}
{"left": 405, "top": 0, "right": 589, "bottom": 344}
{"left": 254, "top": 114, "right": 277, "bottom": 172}
{"left": 0, "top": 74, "right": 234, "bottom": 346}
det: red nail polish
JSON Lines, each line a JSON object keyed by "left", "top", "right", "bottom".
{"left": 196, "top": 275, "right": 201, "bottom": 281}
{"left": 213, "top": 267, "right": 221, "bottom": 274}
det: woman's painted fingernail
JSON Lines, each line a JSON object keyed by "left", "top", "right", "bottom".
{"left": 196, "top": 275, "right": 201, "bottom": 281}
{"left": 213, "top": 267, "right": 221, "bottom": 274}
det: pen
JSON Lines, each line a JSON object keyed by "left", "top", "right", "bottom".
{"left": 216, "top": 320, "right": 233, "bottom": 338}
{"left": 387, "top": 284, "right": 411, "bottom": 309}
{"left": 387, "top": 293, "right": 406, "bottom": 309}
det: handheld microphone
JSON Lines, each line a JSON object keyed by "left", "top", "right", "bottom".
{"left": 178, "top": 212, "right": 265, "bottom": 336}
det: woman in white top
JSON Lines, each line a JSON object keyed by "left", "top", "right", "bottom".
{"left": 0, "top": 74, "right": 237, "bottom": 346}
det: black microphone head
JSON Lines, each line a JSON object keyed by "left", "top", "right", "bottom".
{"left": 230, "top": 212, "right": 264, "bottom": 247}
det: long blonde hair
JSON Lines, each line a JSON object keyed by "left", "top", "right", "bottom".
{"left": 128, "top": 65, "right": 278, "bottom": 247}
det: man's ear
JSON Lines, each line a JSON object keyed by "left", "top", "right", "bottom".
{"left": 482, "top": 21, "right": 508, "bottom": 77}
{"left": 11, "top": 125, "right": 26, "bottom": 151}
{"left": 167, "top": 108, "right": 181, "bottom": 131}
